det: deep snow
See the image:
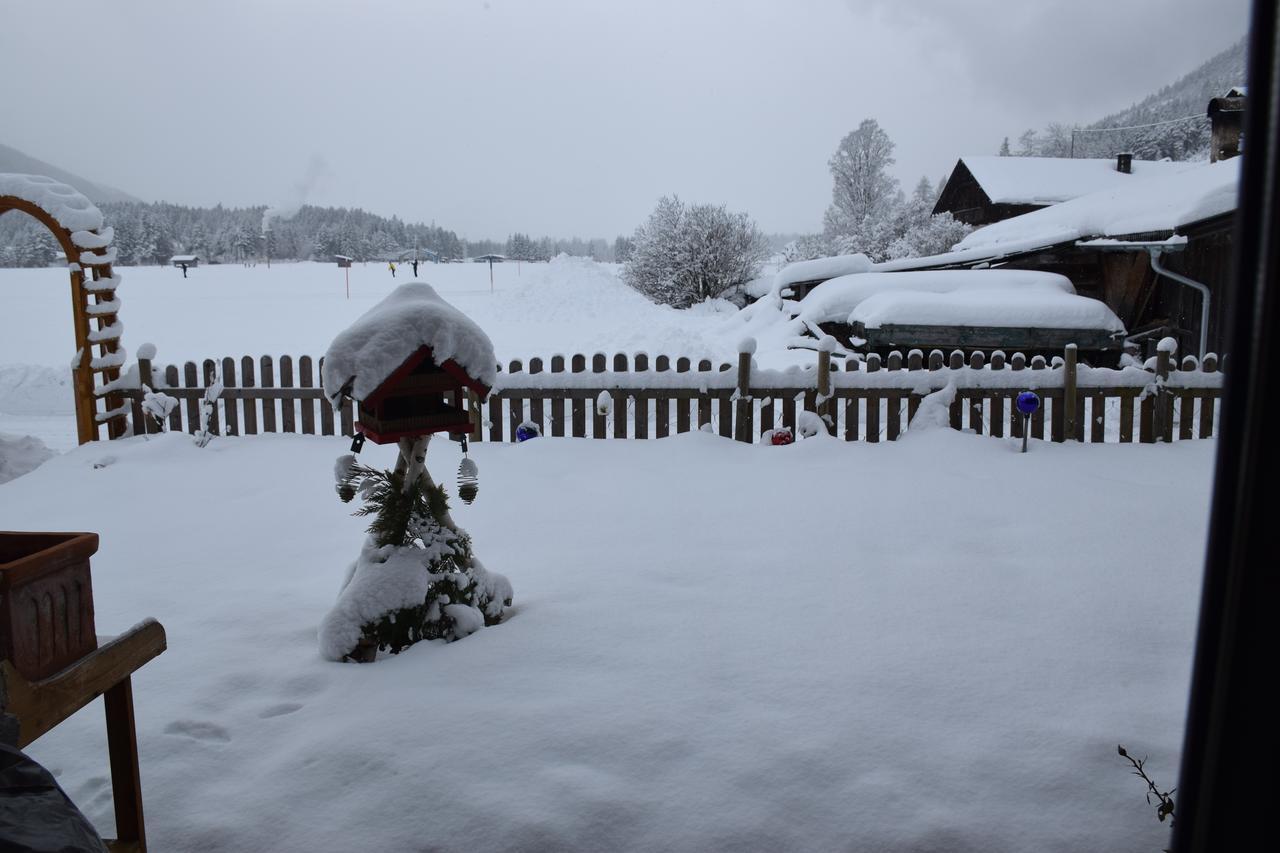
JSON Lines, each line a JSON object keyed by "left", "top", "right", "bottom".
{"left": 2, "top": 429, "right": 1213, "bottom": 852}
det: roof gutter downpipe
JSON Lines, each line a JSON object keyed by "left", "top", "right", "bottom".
{"left": 1149, "top": 247, "right": 1210, "bottom": 360}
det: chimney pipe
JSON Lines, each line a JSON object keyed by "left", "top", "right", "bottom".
{"left": 1116, "top": 152, "right": 1133, "bottom": 174}
{"left": 1207, "top": 90, "right": 1246, "bottom": 163}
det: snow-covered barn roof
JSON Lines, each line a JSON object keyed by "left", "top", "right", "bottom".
{"left": 951, "top": 159, "right": 1239, "bottom": 258}
{"left": 774, "top": 253, "right": 874, "bottom": 290}
{"left": 952, "top": 155, "right": 1199, "bottom": 206}
{"left": 321, "top": 283, "right": 497, "bottom": 405}
{"left": 0, "top": 173, "right": 104, "bottom": 232}
{"left": 795, "top": 269, "right": 1123, "bottom": 332}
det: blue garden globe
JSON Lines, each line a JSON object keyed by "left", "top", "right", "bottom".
{"left": 1016, "top": 391, "right": 1041, "bottom": 416}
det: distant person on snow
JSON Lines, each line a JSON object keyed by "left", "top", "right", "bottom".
{"left": 388, "top": 262, "right": 397, "bottom": 278}
{"left": 411, "top": 259, "right": 419, "bottom": 277}
{"left": 178, "top": 263, "right": 189, "bottom": 279}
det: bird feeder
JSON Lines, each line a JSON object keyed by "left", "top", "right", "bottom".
{"left": 349, "top": 345, "right": 490, "bottom": 445}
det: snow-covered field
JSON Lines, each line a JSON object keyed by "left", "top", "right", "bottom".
{"left": 4, "top": 427, "right": 1211, "bottom": 852}
{"left": 0, "top": 258, "right": 750, "bottom": 450}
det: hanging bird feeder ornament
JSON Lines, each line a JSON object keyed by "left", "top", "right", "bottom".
{"left": 1015, "top": 391, "right": 1040, "bottom": 453}
{"left": 317, "top": 283, "right": 511, "bottom": 663}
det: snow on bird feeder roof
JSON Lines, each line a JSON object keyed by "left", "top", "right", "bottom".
{"left": 322, "top": 282, "right": 497, "bottom": 407}
{"left": 0, "top": 173, "right": 104, "bottom": 232}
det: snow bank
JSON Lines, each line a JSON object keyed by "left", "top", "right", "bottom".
{"left": 322, "top": 282, "right": 497, "bottom": 404}
{"left": 0, "top": 173, "right": 104, "bottom": 232}
{"left": 958, "top": 155, "right": 1199, "bottom": 206}
{"left": 0, "top": 432, "right": 55, "bottom": 484}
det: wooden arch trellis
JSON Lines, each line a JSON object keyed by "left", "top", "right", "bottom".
{"left": 0, "top": 175, "right": 128, "bottom": 443}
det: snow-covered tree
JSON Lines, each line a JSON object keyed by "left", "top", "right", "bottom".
{"left": 822, "top": 118, "right": 899, "bottom": 251}
{"left": 622, "top": 195, "right": 768, "bottom": 308}
{"left": 613, "top": 235, "right": 634, "bottom": 263}
{"left": 885, "top": 211, "right": 972, "bottom": 260}
{"left": 999, "top": 137, "right": 1011, "bottom": 156}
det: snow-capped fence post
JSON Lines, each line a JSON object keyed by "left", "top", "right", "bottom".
{"left": 734, "top": 339, "right": 755, "bottom": 443}
{"left": 1062, "top": 344, "right": 1079, "bottom": 442}
{"left": 816, "top": 343, "right": 833, "bottom": 437}
{"left": 1154, "top": 340, "right": 1174, "bottom": 442}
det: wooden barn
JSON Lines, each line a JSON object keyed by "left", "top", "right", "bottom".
{"left": 932, "top": 154, "right": 1196, "bottom": 227}
{"left": 900, "top": 158, "right": 1239, "bottom": 358}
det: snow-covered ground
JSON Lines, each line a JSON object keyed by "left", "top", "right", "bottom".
{"left": 5, "top": 428, "right": 1211, "bottom": 852}
{"left": 0, "top": 257, "right": 746, "bottom": 450}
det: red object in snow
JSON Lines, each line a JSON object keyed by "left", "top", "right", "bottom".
{"left": 770, "top": 428, "right": 794, "bottom": 446}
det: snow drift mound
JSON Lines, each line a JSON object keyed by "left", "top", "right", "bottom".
{"left": 0, "top": 364, "right": 76, "bottom": 416}
{"left": 0, "top": 432, "right": 55, "bottom": 484}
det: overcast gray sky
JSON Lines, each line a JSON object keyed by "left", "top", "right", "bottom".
{"left": 0, "top": 0, "right": 1250, "bottom": 240}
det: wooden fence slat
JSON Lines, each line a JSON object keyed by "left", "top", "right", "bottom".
{"left": 635, "top": 393, "right": 649, "bottom": 439}
{"left": 203, "top": 359, "right": 221, "bottom": 436}
{"left": 1178, "top": 392, "right": 1195, "bottom": 441}
{"left": 1139, "top": 393, "right": 1154, "bottom": 443}
{"left": 844, "top": 396, "right": 859, "bottom": 441}
{"left": 718, "top": 393, "right": 732, "bottom": 439}
{"left": 529, "top": 358, "right": 544, "bottom": 436}
{"left": 279, "top": 356, "right": 296, "bottom": 433}
{"left": 318, "top": 357, "right": 335, "bottom": 436}
{"left": 991, "top": 393, "right": 1004, "bottom": 438}
{"left": 697, "top": 361, "right": 712, "bottom": 429}
{"left": 550, "top": 356, "right": 565, "bottom": 437}
{"left": 1120, "top": 395, "right": 1135, "bottom": 443}
{"left": 1199, "top": 393, "right": 1215, "bottom": 439}
{"left": 509, "top": 396, "right": 524, "bottom": 440}
{"left": 165, "top": 365, "right": 182, "bottom": 432}
{"left": 340, "top": 397, "right": 354, "bottom": 437}
{"left": 259, "top": 357, "right": 277, "bottom": 432}
{"left": 1089, "top": 393, "right": 1104, "bottom": 443}
{"left": 241, "top": 357, "right": 258, "bottom": 435}
{"left": 183, "top": 362, "right": 200, "bottom": 433}
{"left": 586, "top": 350, "right": 601, "bottom": 435}
{"left": 887, "top": 393, "right": 903, "bottom": 440}
{"left": 1032, "top": 396, "right": 1046, "bottom": 440}
{"left": 298, "top": 355, "right": 316, "bottom": 435}
{"left": 655, "top": 394, "right": 669, "bottom": 438}
{"left": 489, "top": 394, "right": 503, "bottom": 443}
{"left": 613, "top": 390, "right": 628, "bottom": 438}
{"left": 220, "top": 357, "right": 239, "bottom": 436}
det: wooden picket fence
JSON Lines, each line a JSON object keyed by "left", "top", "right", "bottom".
{"left": 120, "top": 344, "right": 1223, "bottom": 445}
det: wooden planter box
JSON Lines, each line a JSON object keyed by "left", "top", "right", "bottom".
{"left": 0, "top": 531, "right": 99, "bottom": 680}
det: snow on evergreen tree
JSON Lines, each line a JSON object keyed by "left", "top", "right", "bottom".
{"left": 622, "top": 195, "right": 767, "bottom": 308}
{"left": 999, "top": 137, "right": 1012, "bottom": 156}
